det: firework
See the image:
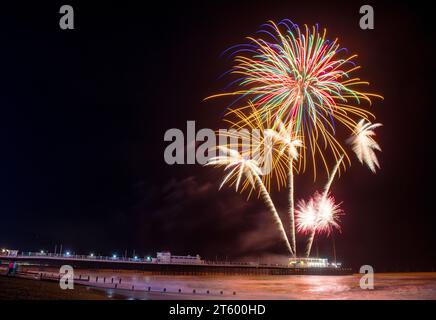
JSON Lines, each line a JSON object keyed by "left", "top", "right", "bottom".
{"left": 206, "top": 145, "right": 260, "bottom": 192}
{"left": 305, "top": 155, "right": 344, "bottom": 256}
{"left": 304, "top": 193, "right": 344, "bottom": 257}
{"left": 205, "top": 145, "right": 294, "bottom": 255}
{"left": 296, "top": 197, "right": 317, "bottom": 234}
{"left": 348, "top": 119, "right": 383, "bottom": 173}
{"left": 296, "top": 192, "right": 343, "bottom": 235}
{"left": 296, "top": 191, "right": 344, "bottom": 259}
{"left": 207, "top": 20, "right": 382, "bottom": 178}
{"left": 205, "top": 19, "right": 382, "bottom": 258}
{"left": 222, "top": 108, "right": 303, "bottom": 256}
{"left": 222, "top": 102, "right": 291, "bottom": 193}
{"left": 315, "top": 193, "right": 343, "bottom": 235}
{"left": 265, "top": 120, "right": 303, "bottom": 256}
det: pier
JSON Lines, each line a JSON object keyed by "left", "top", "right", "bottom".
{"left": 0, "top": 251, "right": 353, "bottom": 275}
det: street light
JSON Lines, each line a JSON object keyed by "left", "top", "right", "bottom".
{"left": 66, "top": 251, "right": 70, "bottom": 256}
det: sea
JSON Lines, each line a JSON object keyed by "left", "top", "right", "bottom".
{"left": 90, "top": 272, "right": 436, "bottom": 300}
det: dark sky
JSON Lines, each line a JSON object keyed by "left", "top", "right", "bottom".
{"left": 0, "top": 1, "right": 434, "bottom": 270}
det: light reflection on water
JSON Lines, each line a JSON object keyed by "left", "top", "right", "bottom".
{"left": 20, "top": 266, "right": 435, "bottom": 299}
{"left": 93, "top": 273, "right": 436, "bottom": 300}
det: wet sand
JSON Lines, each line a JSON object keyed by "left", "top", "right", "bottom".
{"left": 0, "top": 275, "right": 113, "bottom": 300}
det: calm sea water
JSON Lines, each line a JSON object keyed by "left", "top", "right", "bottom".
{"left": 89, "top": 272, "right": 436, "bottom": 300}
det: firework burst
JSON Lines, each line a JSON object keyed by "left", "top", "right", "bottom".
{"left": 305, "top": 155, "right": 344, "bottom": 256}
{"left": 348, "top": 119, "right": 382, "bottom": 173}
{"left": 207, "top": 19, "right": 382, "bottom": 178}
{"left": 206, "top": 145, "right": 260, "bottom": 192}
{"left": 315, "top": 193, "right": 344, "bottom": 235}
{"left": 296, "top": 192, "right": 343, "bottom": 235}
{"left": 221, "top": 102, "right": 292, "bottom": 194}
{"left": 296, "top": 197, "right": 317, "bottom": 234}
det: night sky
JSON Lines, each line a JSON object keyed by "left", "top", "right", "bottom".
{"left": 0, "top": 1, "right": 434, "bottom": 271}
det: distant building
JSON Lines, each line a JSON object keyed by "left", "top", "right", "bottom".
{"left": 156, "top": 252, "right": 202, "bottom": 264}
{"left": 156, "top": 252, "right": 171, "bottom": 263}
{"left": 288, "top": 257, "right": 329, "bottom": 268}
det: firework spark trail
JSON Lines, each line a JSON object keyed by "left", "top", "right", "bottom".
{"left": 288, "top": 150, "right": 296, "bottom": 257}
{"left": 323, "top": 154, "right": 344, "bottom": 198}
{"left": 205, "top": 146, "right": 294, "bottom": 255}
{"left": 305, "top": 155, "right": 344, "bottom": 257}
{"left": 252, "top": 172, "right": 294, "bottom": 255}
{"left": 265, "top": 120, "right": 302, "bottom": 256}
